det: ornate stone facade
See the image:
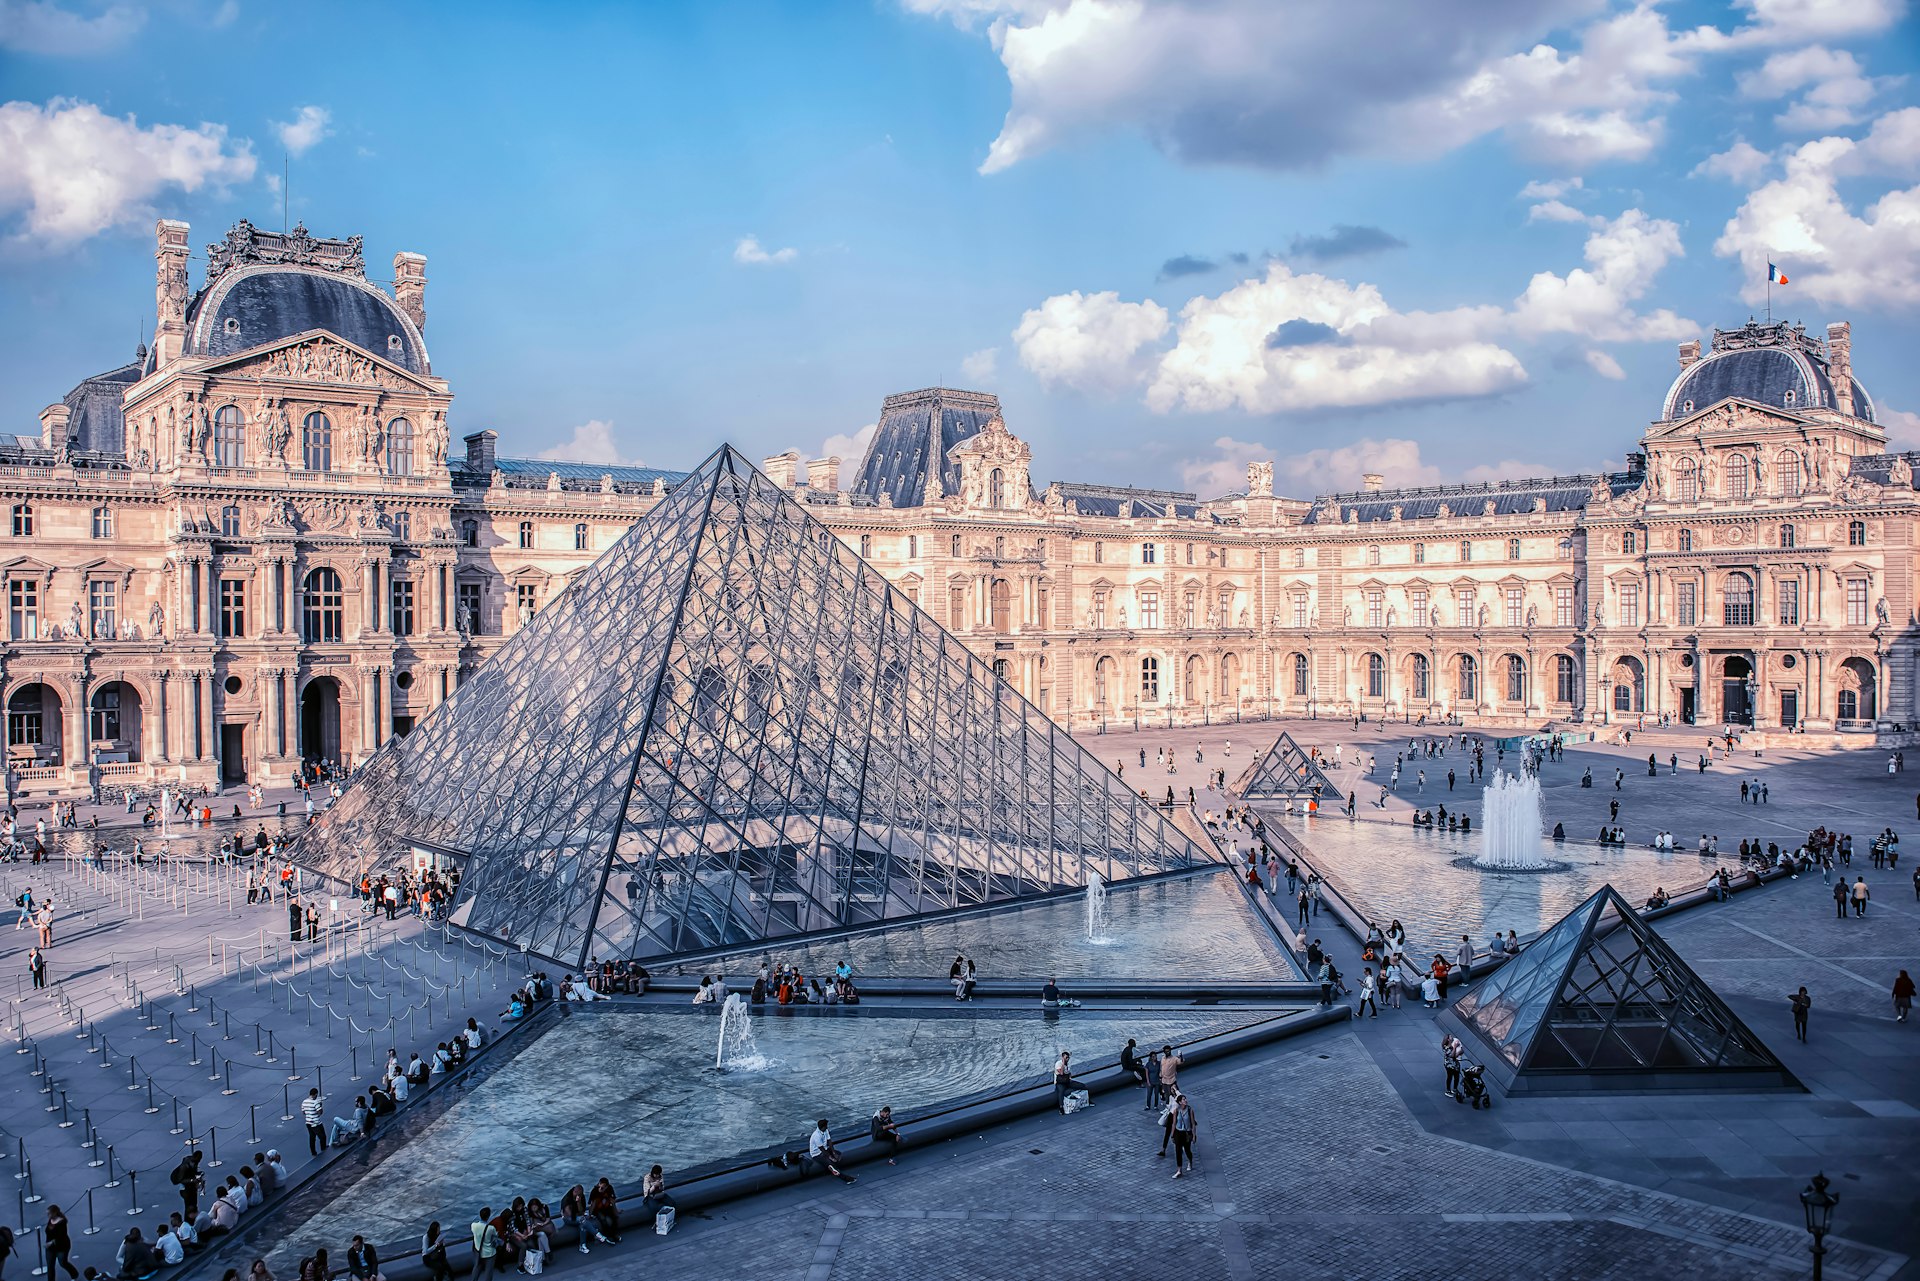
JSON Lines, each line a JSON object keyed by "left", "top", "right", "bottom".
{"left": 3, "top": 223, "right": 1906, "bottom": 796}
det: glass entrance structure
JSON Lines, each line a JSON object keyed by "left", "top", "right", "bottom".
{"left": 1238, "top": 731, "right": 1340, "bottom": 802}
{"left": 293, "top": 445, "right": 1205, "bottom": 968}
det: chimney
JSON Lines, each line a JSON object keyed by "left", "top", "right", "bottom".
{"left": 1362, "top": 473, "right": 1384, "bottom": 492}
{"left": 153, "top": 220, "right": 191, "bottom": 365}
{"left": 38, "top": 404, "right": 70, "bottom": 450}
{"left": 393, "top": 252, "right": 428, "bottom": 334}
{"left": 1677, "top": 339, "right": 1701, "bottom": 368}
{"left": 805, "top": 456, "right": 841, "bottom": 490}
{"left": 1826, "top": 322, "right": 1855, "bottom": 416}
{"left": 463, "top": 430, "right": 498, "bottom": 473}
{"left": 761, "top": 450, "right": 801, "bottom": 488}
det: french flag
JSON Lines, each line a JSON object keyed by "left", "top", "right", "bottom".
{"left": 1769, "top": 262, "right": 1789, "bottom": 285}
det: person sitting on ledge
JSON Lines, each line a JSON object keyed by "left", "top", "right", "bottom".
{"left": 1041, "top": 978, "right": 1063, "bottom": 1010}
{"left": 1460, "top": 815, "right": 1470, "bottom": 833}
{"left": 869, "top": 1107, "right": 903, "bottom": 1165}
{"left": 325, "top": 1096, "right": 370, "bottom": 1147}
{"left": 693, "top": 975, "right": 716, "bottom": 1005}
{"left": 1551, "top": 822, "right": 1565, "bottom": 840}
{"left": 1645, "top": 887, "right": 1670, "bottom": 910}
{"left": 1503, "top": 931, "right": 1520, "bottom": 954}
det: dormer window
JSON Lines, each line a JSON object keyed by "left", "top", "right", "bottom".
{"left": 1683, "top": 399, "right": 1694, "bottom": 414}
{"left": 1783, "top": 389, "right": 1796, "bottom": 406}
{"left": 224, "top": 317, "right": 241, "bottom": 335}
{"left": 388, "top": 335, "right": 403, "bottom": 353}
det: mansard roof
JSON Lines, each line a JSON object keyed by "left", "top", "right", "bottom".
{"left": 1844, "top": 451, "right": 1920, "bottom": 492}
{"left": 61, "top": 354, "right": 143, "bottom": 456}
{"left": 850, "top": 387, "right": 1003, "bottom": 508}
{"left": 1302, "top": 473, "right": 1638, "bottom": 526}
{"left": 1050, "top": 481, "right": 1208, "bottom": 520}
{"left": 1662, "top": 320, "right": 1873, "bottom": 424}
{"left": 482, "top": 456, "right": 689, "bottom": 493}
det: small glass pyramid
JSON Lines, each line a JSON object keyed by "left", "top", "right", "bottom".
{"left": 1238, "top": 731, "right": 1340, "bottom": 801}
{"left": 294, "top": 445, "right": 1205, "bottom": 969}
{"left": 1447, "top": 884, "right": 1797, "bottom": 1091}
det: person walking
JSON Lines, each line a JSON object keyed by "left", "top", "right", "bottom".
{"left": 1833, "top": 879, "right": 1849, "bottom": 919}
{"left": 1894, "top": 970, "right": 1914, "bottom": 1024}
{"left": 44, "top": 1204, "right": 79, "bottom": 1280}
{"left": 1852, "top": 876, "right": 1871, "bottom": 917}
{"left": 1442, "top": 1033, "right": 1464, "bottom": 1099}
{"left": 1789, "top": 986, "right": 1811, "bottom": 1042}
{"left": 470, "top": 1208, "right": 503, "bottom": 1281}
{"left": 1168, "top": 1091, "right": 1197, "bottom": 1178}
{"left": 1357, "top": 968, "right": 1378, "bottom": 1018}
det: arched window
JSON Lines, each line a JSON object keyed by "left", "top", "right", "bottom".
{"left": 1506, "top": 654, "right": 1526, "bottom": 703}
{"left": 1779, "top": 523, "right": 1796, "bottom": 549}
{"left": 90, "top": 506, "right": 113, "bottom": 539}
{"left": 1557, "top": 537, "right": 1573, "bottom": 560}
{"left": 1412, "top": 654, "right": 1430, "bottom": 700}
{"left": 1675, "top": 459, "right": 1698, "bottom": 502}
{"left": 1140, "top": 656, "right": 1160, "bottom": 700}
{"left": 1726, "top": 454, "right": 1749, "bottom": 498}
{"left": 518, "top": 521, "right": 534, "bottom": 549}
{"left": 1679, "top": 529, "right": 1693, "bottom": 552}
{"left": 1459, "top": 540, "right": 1472, "bottom": 563}
{"left": 392, "top": 511, "right": 410, "bottom": 541}
{"left": 1848, "top": 520, "right": 1866, "bottom": 547}
{"left": 1367, "top": 545, "right": 1381, "bottom": 566}
{"left": 859, "top": 534, "right": 872, "bottom": 558}
{"left": 301, "top": 567, "right": 344, "bottom": 643}
{"left": 10, "top": 504, "right": 31, "bottom": 537}
{"left": 574, "top": 523, "right": 588, "bottom": 551}
{"left": 1555, "top": 655, "right": 1577, "bottom": 704}
{"left": 1292, "top": 653, "right": 1309, "bottom": 697}
{"left": 1723, "top": 572, "right": 1754, "bottom": 627}
{"left": 1457, "top": 655, "right": 1478, "bottom": 702}
{"left": 213, "top": 406, "right": 245, "bottom": 467}
{"left": 1779, "top": 450, "right": 1801, "bottom": 497}
{"left": 1507, "top": 538, "right": 1521, "bottom": 560}
{"left": 220, "top": 505, "right": 241, "bottom": 538}
{"left": 461, "top": 519, "right": 479, "bottom": 548}
{"left": 386, "top": 418, "right": 415, "bottom": 475}
{"left": 1622, "top": 531, "right": 1637, "bottom": 555}
{"left": 1365, "top": 652, "right": 1385, "bottom": 699}
{"left": 988, "top": 468, "right": 1005, "bottom": 508}
{"left": 301, "top": 412, "right": 332, "bottom": 472}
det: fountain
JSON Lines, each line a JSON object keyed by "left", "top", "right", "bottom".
{"left": 713, "top": 993, "right": 768, "bottom": 1071}
{"left": 1474, "top": 771, "right": 1551, "bottom": 871}
{"left": 1085, "top": 872, "right": 1112, "bottom": 944}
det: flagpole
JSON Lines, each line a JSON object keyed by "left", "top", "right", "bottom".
{"left": 1766, "top": 249, "right": 1771, "bottom": 322}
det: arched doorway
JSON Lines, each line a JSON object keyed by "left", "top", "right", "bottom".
{"left": 1185, "top": 654, "right": 1206, "bottom": 705}
{"left": 1837, "top": 657, "right": 1877, "bottom": 722}
{"left": 6, "top": 683, "right": 63, "bottom": 764}
{"left": 1220, "top": 653, "right": 1241, "bottom": 707}
{"left": 88, "top": 681, "right": 143, "bottom": 762}
{"left": 300, "top": 676, "right": 342, "bottom": 765}
{"left": 1721, "top": 655, "right": 1753, "bottom": 725}
{"left": 1093, "top": 655, "right": 1119, "bottom": 714}
{"left": 1613, "top": 656, "right": 1646, "bottom": 715}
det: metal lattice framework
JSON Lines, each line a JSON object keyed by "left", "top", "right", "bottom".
{"left": 293, "top": 445, "right": 1206, "bottom": 969}
{"left": 1236, "top": 732, "right": 1340, "bottom": 801}
{"left": 1446, "top": 884, "right": 1795, "bottom": 1090}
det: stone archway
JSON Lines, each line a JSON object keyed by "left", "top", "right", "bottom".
{"left": 1837, "top": 657, "right": 1878, "bottom": 723}
{"left": 88, "top": 680, "right": 144, "bottom": 762}
{"left": 1720, "top": 654, "right": 1753, "bottom": 725}
{"left": 299, "top": 675, "right": 342, "bottom": 765}
{"left": 6, "top": 682, "right": 63, "bottom": 764}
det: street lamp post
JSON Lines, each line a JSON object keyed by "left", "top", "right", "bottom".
{"left": 1800, "top": 1171, "right": 1838, "bottom": 1281}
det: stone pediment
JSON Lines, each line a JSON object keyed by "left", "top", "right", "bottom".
{"left": 200, "top": 330, "right": 438, "bottom": 394}
{"left": 1645, "top": 397, "right": 1810, "bottom": 441}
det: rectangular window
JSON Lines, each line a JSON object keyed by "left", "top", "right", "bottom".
{"left": 91, "top": 507, "right": 113, "bottom": 539}
{"left": 90, "top": 687, "right": 121, "bottom": 742}
{"left": 1414, "top": 544, "right": 1426, "bottom": 565}
{"left": 1365, "top": 589, "right": 1383, "bottom": 628}
{"left": 1140, "top": 657, "right": 1159, "bottom": 700}
{"left": 1505, "top": 587, "right": 1523, "bottom": 627}
{"left": 518, "top": 521, "right": 534, "bottom": 550}
{"left": 1139, "top": 591, "right": 1160, "bottom": 629}
{"left": 457, "top": 583, "right": 484, "bottom": 635}
{"left": 219, "top": 579, "right": 246, "bottom": 639}
{"left": 8, "top": 579, "right": 36, "bottom": 640}
{"left": 1622, "top": 531, "right": 1637, "bottom": 555}
{"left": 1142, "top": 543, "right": 1157, "bottom": 564}
{"left": 1093, "top": 543, "right": 1104, "bottom": 564}
{"left": 907, "top": 535, "right": 918, "bottom": 559}
{"left": 1459, "top": 540, "right": 1472, "bottom": 563}
{"left": 1676, "top": 581, "right": 1697, "bottom": 626}
{"left": 1186, "top": 543, "right": 1195, "bottom": 566}
{"left": 88, "top": 579, "right": 116, "bottom": 640}
{"left": 1455, "top": 588, "right": 1476, "bottom": 625}
{"left": 1037, "top": 587, "right": 1049, "bottom": 624}
{"left": 517, "top": 583, "right": 538, "bottom": 623}
{"left": 1093, "top": 594, "right": 1107, "bottom": 629}
{"left": 1777, "top": 579, "right": 1800, "bottom": 626}
{"left": 1554, "top": 586, "right": 1575, "bottom": 627}
{"left": 1410, "top": 588, "right": 1428, "bottom": 624}
{"left": 390, "top": 579, "right": 416, "bottom": 636}
{"left": 574, "top": 523, "right": 589, "bottom": 552}
{"left": 1847, "top": 579, "right": 1868, "bottom": 626}
{"left": 1289, "top": 594, "right": 1305, "bottom": 628}
{"left": 951, "top": 534, "right": 961, "bottom": 557}
{"left": 1620, "top": 584, "right": 1640, "bottom": 627}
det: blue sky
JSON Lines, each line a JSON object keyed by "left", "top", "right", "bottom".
{"left": 2, "top": 0, "right": 1917, "bottom": 497}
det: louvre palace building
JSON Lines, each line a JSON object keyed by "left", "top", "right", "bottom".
{"left": 2, "top": 217, "right": 1912, "bottom": 795}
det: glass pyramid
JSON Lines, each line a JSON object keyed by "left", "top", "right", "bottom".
{"left": 294, "top": 445, "right": 1206, "bottom": 969}
{"left": 1238, "top": 731, "right": 1340, "bottom": 801}
{"left": 1446, "top": 884, "right": 1796, "bottom": 1091}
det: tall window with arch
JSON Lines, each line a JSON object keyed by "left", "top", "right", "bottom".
{"left": 90, "top": 506, "right": 113, "bottom": 539}
{"left": 213, "top": 406, "right": 245, "bottom": 467}
{"left": 1779, "top": 450, "right": 1801, "bottom": 497}
{"left": 1726, "top": 453, "right": 1750, "bottom": 499}
{"left": 1779, "top": 523, "right": 1796, "bottom": 549}
{"left": 302, "top": 412, "right": 332, "bottom": 472}
{"left": 859, "top": 534, "right": 872, "bottom": 558}
{"left": 1506, "top": 654, "right": 1526, "bottom": 703}
{"left": 1411, "top": 653, "right": 1430, "bottom": 701}
{"left": 1622, "top": 531, "right": 1637, "bottom": 555}
{"left": 1848, "top": 520, "right": 1866, "bottom": 546}
{"left": 574, "top": 522, "right": 588, "bottom": 551}
{"left": 10, "top": 504, "right": 31, "bottom": 537}
{"left": 988, "top": 468, "right": 1004, "bottom": 508}
{"left": 220, "top": 505, "right": 241, "bottom": 538}
{"left": 1555, "top": 654, "right": 1577, "bottom": 704}
{"left": 1367, "top": 545, "right": 1381, "bottom": 566}
{"left": 1291, "top": 652, "right": 1309, "bottom": 698}
{"left": 1459, "top": 539, "right": 1472, "bottom": 563}
{"left": 386, "top": 418, "right": 415, "bottom": 475}
{"left": 951, "top": 534, "right": 962, "bottom": 557}
{"left": 1723, "top": 572, "right": 1754, "bottom": 627}
{"left": 1457, "top": 654, "right": 1478, "bottom": 702}
{"left": 302, "top": 567, "right": 345, "bottom": 643}
{"left": 1675, "top": 459, "right": 1698, "bottom": 502}
{"left": 392, "top": 511, "right": 410, "bottom": 542}
{"left": 461, "top": 519, "right": 479, "bottom": 548}
{"left": 1678, "top": 528, "right": 1693, "bottom": 552}
{"left": 1365, "top": 652, "right": 1385, "bottom": 699}
{"left": 1140, "top": 655, "right": 1159, "bottom": 700}
{"left": 1507, "top": 538, "right": 1521, "bottom": 560}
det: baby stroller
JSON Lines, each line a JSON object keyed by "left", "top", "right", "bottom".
{"left": 1454, "top": 1059, "right": 1492, "bottom": 1109}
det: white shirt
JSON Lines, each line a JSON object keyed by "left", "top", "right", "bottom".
{"left": 1361, "top": 976, "right": 1376, "bottom": 997}
{"left": 157, "top": 1233, "right": 184, "bottom": 1265}
{"left": 808, "top": 1127, "right": 832, "bottom": 1158}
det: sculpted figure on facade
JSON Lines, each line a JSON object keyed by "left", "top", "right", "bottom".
{"left": 1891, "top": 456, "right": 1913, "bottom": 487}
{"left": 149, "top": 602, "right": 165, "bottom": 638}
{"left": 1245, "top": 460, "right": 1274, "bottom": 497}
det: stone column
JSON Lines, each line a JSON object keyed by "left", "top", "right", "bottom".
{"left": 65, "top": 674, "right": 88, "bottom": 771}
{"left": 155, "top": 672, "right": 171, "bottom": 762}
{"left": 363, "top": 561, "right": 379, "bottom": 636}
{"left": 364, "top": 667, "right": 382, "bottom": 753}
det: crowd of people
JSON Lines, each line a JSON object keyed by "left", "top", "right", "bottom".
{"left": 692, "top": 959, "right": 863, "bottom": 1007}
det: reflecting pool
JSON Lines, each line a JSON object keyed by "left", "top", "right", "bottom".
{"left": 684, "top": 868, "right": 1297, "bottom": 982}
{"left": 274, "top": 1003, "right": 1300, "bottom": 1260}
{"left": 1272, "top": 816, "right": 1718, "bottom": 959}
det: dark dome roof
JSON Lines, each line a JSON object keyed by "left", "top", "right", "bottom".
{"left": 1662, "top": 343, "right": 1873, "bottom": 423}
{"left": 186, "top": 266, "right": 426, "bottom": 374}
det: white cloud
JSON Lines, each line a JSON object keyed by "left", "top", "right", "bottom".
{"left": 0, "top": 98, "right": 256, "bottom": 249}
{"left": 1715, "top": 107, "right": 1920, "bottom": 310}
{"left": 1528, "top": 199, "right": 1592, "bottom": 224}
{"left": 960, "top": 347, "right": 999, "bottom": 382}
{"left": 733, "top": 234, "right": 797, "bottom": 266}
{"left": 820, "top": 422, "right": 878, "bottom": 488}
{"left": 273, "top": 105, "right": 330, "bottom": 157}
{"left": 1013, "top": 290, "right": 1169, "bottom": 393}
{"left": 0, "top": 0, "right": 141, "bottom": 53}
{"left": 1880, "top": 405, "right": 1920, "bottom": 446}
{"left": 535, "top": 420, "right": 638, "bottom": 466}
{"left": 1737, "top": 46, "right": 1881, "bottom": 132}
{"left": 1180, "top": 434, "right": 1551, "bottom": 498}
{"left": 910, "top": 0, "right": 1909, "bottom": 175}
{"left": 1692, "top": 138, "right": 1771, "bottom": 183}
{"left": 1510, "top": 208, "right": 1694, "bottom": 342}
{"left": 210, "top": 0, "right": 240, "bottom": 25}
{"left": 1519, "top": 176, "right": 1584, "bottom": 200}
{"left": 1585, "top": 349, "right": 1628, "bottom": 379}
